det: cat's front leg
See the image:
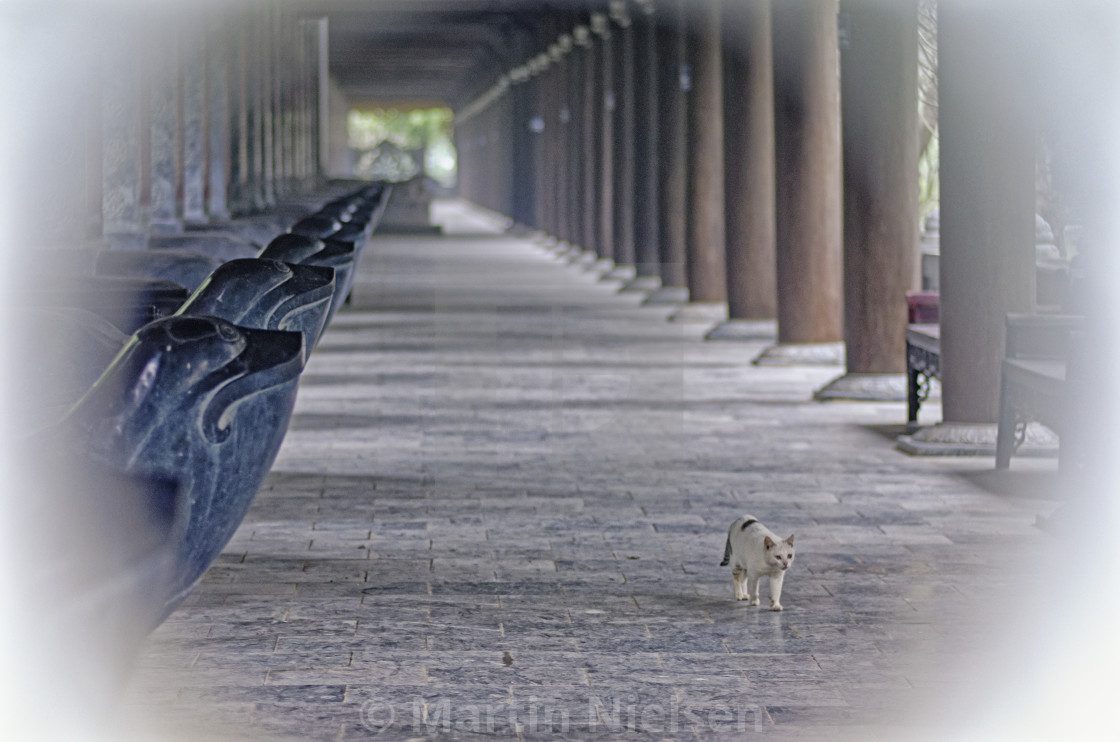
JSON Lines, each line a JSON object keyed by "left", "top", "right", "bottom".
{"left": 746, "top": 573, "right": 761, "bottom": 606}
{"left": 769, "top": 571, "right": 785, "bottom": 611}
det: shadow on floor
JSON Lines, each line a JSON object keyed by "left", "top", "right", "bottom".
{"left": 956, "top": 468, "right": 1063, "bottom": 500}
{"left": 861, "top": 423, "right": 1062, "bottom": 500}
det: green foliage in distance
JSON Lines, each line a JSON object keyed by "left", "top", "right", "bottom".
{"left": 348, "top": 107, "right": 457, "bottom": 185}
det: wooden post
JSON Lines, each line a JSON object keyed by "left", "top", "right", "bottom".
{"left": 101, "top": 26, "right": 146, "bottom": 247}
{"left": 815, "top": 0, "right": 920, "bottom": 399}
{"left": 596, "top": 12, "right": 616, "bottom": 264}
{"left": 609, "top": 2, "right": 636, "bottom": 275}
{"left": 205, "top": 16, "right": 232, "bottom": 221}
{"left": 581, "top": 21, "right": 602, "bottom": 258}
{"left": 181, "top": 22, "right": 207, "bottom": 225}
{"left": 649, "top": 0, "right": 689, "bottom": 302}
{"left": 758, "top": 0, "right": 844, "bottom": 363}
{"left": 148, "top": 28, "right": 183, "bottom": 233}
{"left": 897, "top": 1, "right": 1039, "bottom": 454}
{"left": 710, "top": 0, "right": 777, "bottom": 338}
{"left": 530, "top": 51, "right": 548, "bottom": 231}
{"left": 511, "top": 63, "right": 535, "bottom": 228}
{"left": 939, "top": 0, "right": 1035, "bottom": 423}
{"left": 566, "top": 32, "right": 585, "bottom": 249}
{"left": 549, "top": 41, "right": 567, "bottom": 241}
{"left": 629, "top": 0, "right": 661, "bottom": 287}
{"left": 679, "top": 0, "right": 727, "bottom": 314}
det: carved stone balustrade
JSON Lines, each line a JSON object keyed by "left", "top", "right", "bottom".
{"left": 178, "top": 258, "right": 335, "bottom": 358}
{"left": 57, "top": 315, "right": 304, "bottom": 613}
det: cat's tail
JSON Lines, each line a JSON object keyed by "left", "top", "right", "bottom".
{"left": 719, "top": 533, "right": 732, "bottom": 566}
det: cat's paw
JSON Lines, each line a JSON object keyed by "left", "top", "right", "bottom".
{"left": 769, "top": 602, "right": 783, "bottom": 612}
{"left": 748, "top": 597, "right": 760, "bottom": 606}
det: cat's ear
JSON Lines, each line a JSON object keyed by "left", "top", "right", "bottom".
{"left": 785, "top": 534, "right": 795, "bottom": 546}
{"left": 763, "top": 536, "right": 775, "bottom": 549}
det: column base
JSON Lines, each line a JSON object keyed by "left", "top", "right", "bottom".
{"left": 619, "top": 275, "right": 662, "bottom": 293}
{"left": 568, "top": 251, "right": 599, "bottom": 268}
{"left": 704, "top": 319, "right": 777, "bottom": 341}
{"left": 641, "top": 286, "right": 689, "bottom": 306}
{"left": 544, "top": 239, "right": 570, "bottom": 254}
{"left": 752, "top": 342, "right": 845, "bottom": 366}
{"left": 551, "top": 243, "right": 581, "bottom": 260}
{"left": 585, "top": 258, "right": 615, "bottom": 276}
{"left": 896, "top": 422, "right": 1059, "bottom": 457}
{"left": 814, "top": 373, "right": 907, "bottom": 402}
{"left": 602, "top": 265, "right": 637, "bottom": 282}
{"left": 667, "top": 302, "right": 728, "bottom": 323}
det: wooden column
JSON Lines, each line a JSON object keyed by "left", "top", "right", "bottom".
{"left": 539, "top": 52, "right": 552, "bottom": 233}
{"left": 939, "top": 0, "right": 1035, "bottom": 424}
{"left": 759, "top": 0, "right": 843, "bottom": 362}
{"left": 148, "top": 28, "right": 182, "bottom": 233}
{"left": 228, "top": 18, "right": 250, "bottom": 216}
{"left": 566, "top": 32, "right": 585, "bottom": 249}
{"left": 259, "top": 5, "right": 276, "bottom": 208}
{"left": 596, "top": 12, "right": 616, "bottom": 264}
{"left": 608, "top": 2, "right": 636, "bottom": 275}
{"left": 101, "top": 27, "right": 146, "bottom": 247}
{"left": 499, "top": 87, "right": 516, "bottom": 219}
{"left": 181, "top": 23, "right": 207, "bottom": 225}
{"left": 510, "top": 65, "right": 535, "bottom": 228}
{"left": 245, "top": 15, "right": 266, "bottom": 211}
{"left": 711, "top": 0, "right": 776, "bottom": 338}
{"left": 553, "top": 39, "right": 571, "bottom": 244}
{"left": 544, "top": 50, "right": 560, "bottom": 236}
{"left": 816, "top": 0, "right": 920, "bottom": 399}
{"left": 649, "top": 0, "right": 689, "bottom": 303}
{"left": 205, "top": 16, "right": 232, "bottom": 221}
{"left": 530, "top": 53, "right": 548, "bottom": 230}
{"left": 581, "top": 22, "right": 602, "bottom": 258}
{"left": 678, "top": 0, "right": 727, "bottom": 314}
{"left": 629, "top": 0, "right": 661, "bottom": 288}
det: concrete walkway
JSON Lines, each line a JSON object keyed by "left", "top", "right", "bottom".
{"left": 121, "top": 200, "right": 1059, "bottom": 741}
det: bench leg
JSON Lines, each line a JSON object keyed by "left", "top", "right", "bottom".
{"left": 908, "top": 369, "right": 920, "bottom": 423}
{"left": 995, "top": 377, "right": 1016, "bottom": 469}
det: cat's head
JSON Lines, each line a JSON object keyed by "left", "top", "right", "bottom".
{"left": 763, "top": 535, "right": 795, "bottom": 570}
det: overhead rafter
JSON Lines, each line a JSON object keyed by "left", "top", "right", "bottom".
{"left": 291, "top": 0, "right": 582, "bottom": 109}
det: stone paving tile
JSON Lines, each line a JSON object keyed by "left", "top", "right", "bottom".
{"left": 119, "top": 200, "right": 1062, "bottom": 740}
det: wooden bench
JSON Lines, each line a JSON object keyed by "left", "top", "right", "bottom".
{"left": 906, "top": 324, "right": 940, "bottom": 423}
{"left": 995, "top": 313, "right": 1083, "bottom": 468}
{"left": 905, "top": 291, "right": 940, "bottom": 423}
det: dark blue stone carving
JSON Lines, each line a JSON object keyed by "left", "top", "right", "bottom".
{"left": 316, "top": 202, "right": 358, "bottom": 222}
{"left": 59, "top": 315, "right": 304, "bottom": 612}
{"left": 34, "top": 275, "right": 189, "bottom": 334}
{"left": 289, "top": 214, "right": 343, "bottom": 239}
{"left": 331, "top": 220, "right": 369, "bottom": 243}
{"left": 177, "top": 258, "right": 335, "bottom": 357}
{"left": 259, "top": 234, "right": 357, "bottom": 324}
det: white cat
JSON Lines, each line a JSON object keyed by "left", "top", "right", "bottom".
{"left": 720, "top": 515, "right": 795, "bottom": 611}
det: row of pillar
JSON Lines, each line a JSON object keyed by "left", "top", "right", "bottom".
{"left": 456, "top": 0, "right": 1103, "bottom": 446}
{"left": 42, "top": 3, "right": 326, "bottom": 252}
{"left": 457, "top": 0, "right": 911, "bottom": 387}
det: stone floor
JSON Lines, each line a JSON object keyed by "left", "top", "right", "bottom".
{"left": 119, "top": 200, "right": 1064, "bottom": 741}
